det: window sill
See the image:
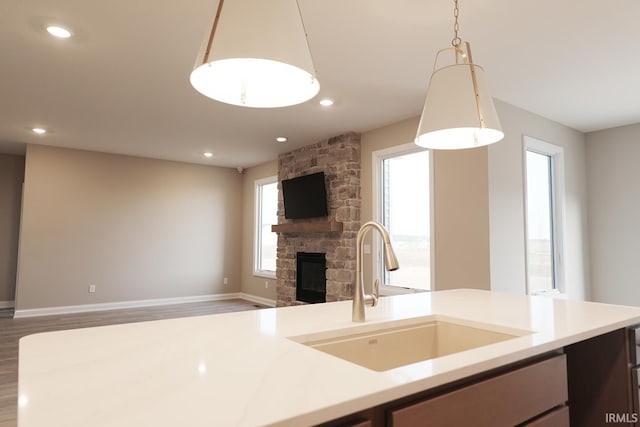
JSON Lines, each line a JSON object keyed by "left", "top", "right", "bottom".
{"left": 529, "top": 289, "right": 568, "bottom": 299}
{"left": 253, "top": 271, "right": 276, "bottom": 280}
{"left": 380, "top": 285, "right": 429, "bottom": 296}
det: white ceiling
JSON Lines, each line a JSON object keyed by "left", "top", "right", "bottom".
{"left": 1, "top": 0, "right": 639, "bottom": 168}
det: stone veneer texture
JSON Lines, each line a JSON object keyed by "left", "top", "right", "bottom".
{"left": 276, "top": 132, "right": 361, "bottom": 306}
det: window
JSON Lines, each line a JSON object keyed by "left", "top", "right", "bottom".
{"left": 254, "top": 176, "right": 278, "bottom": 277}
{"left": 524, "top": 136, "right": 565, "bottom": 294}
{"left": 374, "top": 144, "right": 431, "bottom": 292}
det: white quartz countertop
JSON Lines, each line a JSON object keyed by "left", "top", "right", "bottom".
{"left": 17, "top": 290, "right": 640, "bottom": 426}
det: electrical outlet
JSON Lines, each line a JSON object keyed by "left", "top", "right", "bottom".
{"left": 88, "top": 284, "right": 96, "bottom": 293}
{"left": 265, "top": 281, "right": 269, "bottom": 289}
{"left": 223, "top": 277, "right": 228, "bottom": 285}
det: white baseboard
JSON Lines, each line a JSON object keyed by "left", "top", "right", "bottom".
{"left": 0, "top": 300, "right": 15, "bottom": 309}
{"left": 13, "top": 293, "right": 244, "bottom": 318}
{"left": 240, "top": 293, "right": 276, "bottom": 307}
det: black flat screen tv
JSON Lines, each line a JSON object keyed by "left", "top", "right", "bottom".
{"left": 282, "top": 172, "right": 328, "bottom": 219}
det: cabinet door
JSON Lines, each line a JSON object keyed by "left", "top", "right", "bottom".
{"left": 389, "top": 354, "right": 567, "bottom": 427}
{"left": 565, "top": 328, "right": 634, "bottom": 427}
{"left": 523, "top": 406, "right": 570, "bottom": 427}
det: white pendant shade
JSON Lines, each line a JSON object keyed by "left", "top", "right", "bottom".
{"left": 190, "top": 0, "right": 319, "bottom": 108}
{"left": 416, "top": 48, "right": 503, "bottom": 150}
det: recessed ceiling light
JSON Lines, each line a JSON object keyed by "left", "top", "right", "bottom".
{"left": 203, "top": 152, "right": 213, "bottom": 158}
{"left": 276, "top": 137, "right": 287, "bottom": 143}
{"left": 319, "top": 98, "right": 334, "bottom": 107}
{"left": 46, "top": 26, "right": 72, "bottom": 39}
{"left": 32, "top": 128, "right": 47, "bottom": 135}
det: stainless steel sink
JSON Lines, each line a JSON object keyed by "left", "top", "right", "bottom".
{"left": 291, "top": 317, "right": 531, "bottom": 371}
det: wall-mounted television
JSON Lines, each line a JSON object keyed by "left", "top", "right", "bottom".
{"left": 282, "top": 172, "right": 328, "bottom": 220}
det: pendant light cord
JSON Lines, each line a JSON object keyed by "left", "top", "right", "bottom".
{"left": 295, "top": 0, "right": 319, "bottom": 81}
{"left": 451, "top": 0, "right": 461, "bottom": 47}
{"left": 203, "top": 0, "right": 225, "bottom": 64}
{"left": 451, "top": 0, "right": 485, "bottom": 129}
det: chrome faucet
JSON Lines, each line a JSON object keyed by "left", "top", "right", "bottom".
{"left": 353, "top": 221, "right": 400, "bottom": 322}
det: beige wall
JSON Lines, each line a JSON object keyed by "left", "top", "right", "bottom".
{"left": 586, "top": 123, "right": 640, "bottom": 305}
{"left": 0, "top": 154, "right": 25, "bottom": 304}
{"left": 360, "top": 117, "right": 491, "bottom": 291}
{"left": 488, "top": 99, "right": 590, "bottom": 300}
{"left": 240, "top": 160, "right": 277, "bottom": 302}
{"left": 432, "top": 148, "right": 490, "bottom": 290}
{"left": 15, "top": 145, "right": 243, "bottom": 310}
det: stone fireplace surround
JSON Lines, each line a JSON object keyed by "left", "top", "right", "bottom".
{"left": 275, "top": 132, "right": 361, "bottom": 306}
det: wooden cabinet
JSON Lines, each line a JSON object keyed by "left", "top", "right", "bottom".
{"left": 318, "top": 409, "right": 381, "bottom": 427}
{"left": 323, "top": 328, "right": 636, "bottom": 427}
{"left": 389, "top": 354, "right": 567, "bottom": 427}
{"left": 321, "top": 354, "right": 568, "bottom": 427}
{"left": 565, "top": 328, "right": 634, "bottom": 426}
{"left": 523, "top": 406, "right": 570, "bottom": 427}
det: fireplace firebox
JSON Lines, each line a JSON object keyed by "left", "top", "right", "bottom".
{"left": 296, "top": 252, "right": 326, "bottom": 303}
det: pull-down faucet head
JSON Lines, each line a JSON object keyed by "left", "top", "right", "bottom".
{"left": 382, "top": 239, "right": 400, "bottom": 272}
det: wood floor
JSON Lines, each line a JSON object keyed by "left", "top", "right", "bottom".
{"left": 0, "top": 299, "right": 264, "bottom": 427}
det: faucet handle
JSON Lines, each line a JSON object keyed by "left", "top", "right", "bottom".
{"left": 372, "top": 278, "right": 380, "bottom": 307}
{"left": 363, "top": 279, "right": 380, "bottom": 308}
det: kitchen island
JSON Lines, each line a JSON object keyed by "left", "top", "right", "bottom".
{"left": 17, "top": 290, "right": 640, "bottom": 426}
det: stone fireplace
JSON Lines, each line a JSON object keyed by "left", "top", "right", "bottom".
{"left": 275, "top": 132, "right": 361, "bottom": 306}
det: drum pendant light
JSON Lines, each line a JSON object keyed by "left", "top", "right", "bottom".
{"left": 415, "top": 0, "right": 503, "bottom": 149}
{"left": 190, "top": 0, "right": 320, "bottom": 108}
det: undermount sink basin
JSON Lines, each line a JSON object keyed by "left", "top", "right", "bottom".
{"left": 290, "top": 317, "right": 531, "bottom": 372}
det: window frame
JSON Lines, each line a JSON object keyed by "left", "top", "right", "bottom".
{"left": 253, "top": 175, "right": 278, "bottom": 279}
{"left": 372, "top": 143, "right": 433, "bottom": 294}
{"left": 523, "top": 136, "right": 566, "bottom": 295}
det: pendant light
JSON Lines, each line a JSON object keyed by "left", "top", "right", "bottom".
{"left": 415, "top": 0, "right": 503, "bottom": 149}
{"left": 190, "top": 0, "right": 320, "bottom": 108}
